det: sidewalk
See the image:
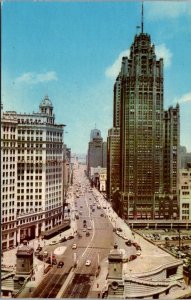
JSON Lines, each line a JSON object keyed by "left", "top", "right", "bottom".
{"left": 2, "top": 192, "right": 77, "bottom": 293}
{"left": 88, "top": 257, "right": 108, "bottom": 298}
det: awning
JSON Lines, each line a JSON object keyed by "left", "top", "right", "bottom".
{"left": 41, "top": 221, "right": 70, "bottom": 238}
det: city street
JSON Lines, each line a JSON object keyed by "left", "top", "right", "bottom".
{"left": 16, "top": 164, "right": 134, "bottom": 298}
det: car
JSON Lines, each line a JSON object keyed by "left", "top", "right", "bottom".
{"left": 57, "top": 261, "right": 64, "bottom": 268}
{"left": 37, "top": 254, "right": 43, "bottom": 260}
{"left": 59, "top": 237, "right": 67, "bottom": 243}
{"left": 126, "top": 240, "right": 132, "bottom": 246}
{"left": 117, "top": 228, "right": 123, "bottom": 232}
{"left": 34, "top": 249, "right": 41, "bottom": 256}
{"left": 86, "top": 232, "right": 90, "bottom": 237}
{"left": 100, "top": 214, "right": 104, "bottom": 217}
{"left": 137, "top": 250, "right": 141, "bottom": 256}
{"left": 36, "top": 246, "right": 42, "bottom": 251}
{"left": 52, "top": 258, "right": 57, "bottom": 265}
{"left": 43, "top": 250, "right": 48, "bottom": 257}
{"left": 44, "top": 264, "right": 52, "bottom": 274}
{"left": 136, "top": 245, "right": 141, "bottom": 251}
{"left": 72, "top": 243, "right": 77, "bottom": 249}
{"left": 87, "top": 226, "right": 92, "bottom": 230}
{"left": 46, "top": 256, "right": 57, "bottom": 264}
{"left": 83, "top": 228, "right": 86, "bottom": 232}
{"left": 85, "top": 260, "right": 91, "bottom": 266}
{"left": 67, "top": 235, "right": 74, "bottom": 240}
{"left": 49, "top": 240, "right": 57, "bottom": 245}
{"left": 129, "top": 255, "right": 137, "bottom": 261}
{"left": 80, "top": 206, "right": 83, "bottom": 208}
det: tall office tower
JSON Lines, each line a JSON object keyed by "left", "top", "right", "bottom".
{"left": 107, "top": 127, "right": 120, "bottom": 201}
{"left": 102, "top": 141, "right": 107, "bottom": 168}
{"left": 1, "top": 112, "right": 18, "bottom": 250}
{"left": 163, "top": 105, "right": 180, "bottom": 195}
{"left": 160, "top": 105, "right": 180, "bottom": 219}
{"left": 1, "top": 96, "right": 66, "bottom": 250}
{"left": 87, "top": 128, "right": 107, "bottom": 176}
{"left": 113, "top": 75, "right": 122, "bottom": 127}
{"left": 119, "top": 20, "right": 164, "bottom": 219}
{"left": 107, "top": 72, "right": 121, "bottom": 202}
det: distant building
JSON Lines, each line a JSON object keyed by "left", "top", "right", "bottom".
{"left": 1, "top": 96, "right": 67, "bottom": 250}
{"left": 179, "top": 163, "right": 191, "bottom": 220}
{"left": 180, "top": 146, "right": 191, "bottom": 169}
{"left": 87, "top": 128, "right": 107, "bottom": 176}
{"left": 107, "top": 127, "right": 120, "bottom": 201}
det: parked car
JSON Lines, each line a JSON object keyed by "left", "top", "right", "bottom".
{"left": 67, "top": 235, "right": 74, "bottom": 240}
{"left": 72, "top": 244, "right": 77, "bottom": 249}
{"left": 117, "top": 228, "right": 122, "bottom": 232}
{"left": 49, "top": 240, "right": 57, "bottom": 246}
{"left": 129, "top": 255, "right": 137, "bottom": 261}
{"left": 59, "top": 237, "right": 67, "bottom": 243}
{"left": 126, "top": 240, "right": 132, "bottom": 246}
{"left": 100, "top": 214, "right": 104, "bottom": 217}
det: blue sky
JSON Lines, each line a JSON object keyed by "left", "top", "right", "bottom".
{"left": 2, "top": 1, "right": 191, "bottom": 154}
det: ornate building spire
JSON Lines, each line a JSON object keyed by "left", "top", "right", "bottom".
{"left": 141, "top": 1, "right": 144, "bottom": 34}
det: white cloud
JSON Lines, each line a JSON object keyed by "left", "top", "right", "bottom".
{"left": 105, "top": 49, "right": 130, "bottom": 78}
{"left": 177, "top": 92, "right": 191, "bottom": 104}
{"left": 146, "top": 2, "right": 191, "bottom": 20}
{"left": 15, "top": 71, "right": 58, "bottom": 85}
{"left": 155, "top": 44, "right": 172, "bottom": 67}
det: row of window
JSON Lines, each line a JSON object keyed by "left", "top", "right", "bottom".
{"left": 18, "top": 130, "right": 43, "bottom": 135}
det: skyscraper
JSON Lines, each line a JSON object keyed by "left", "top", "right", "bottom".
{"left": 107, "top": 5, "right": 180, "bottom": 220}
{"left": 87, "top": 128, "right": 107, "bottom": 176}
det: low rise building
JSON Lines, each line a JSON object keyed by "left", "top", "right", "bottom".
{"left": 179, "top": 163, "right": 191, "bottom": 220}
{"left": 90, "top": 166, "right": 107, "bottom": 192}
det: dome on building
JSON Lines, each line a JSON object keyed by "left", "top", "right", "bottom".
{"left": 39, "top": 95, "right": 53, "bottom": 108}
{"left": 90, "top": 128, "right": 102, "bottom": 141}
